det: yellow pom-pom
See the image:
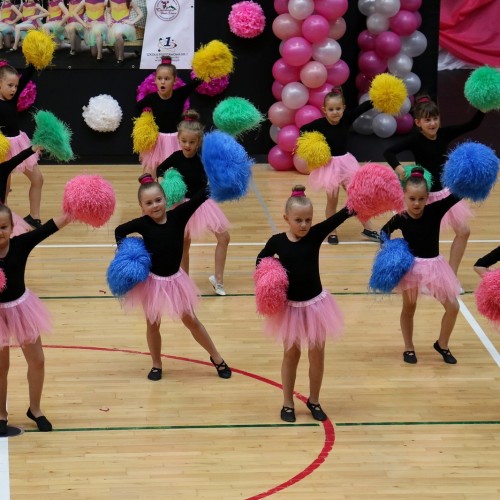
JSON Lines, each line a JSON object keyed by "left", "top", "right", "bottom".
{"left": 369, "top": 73, "right": 407, "bottom": 115}
{"left": 22, "top": 30, "right": 57, "bottom": 70}
{"left": 0, "top": 133, "right": 10, "bottom": 163}
{"left": 132, "top": 111, "right": 159, "bottom": 154}
{"left": 296, "top": 131, "right": 331, "bottom": 171}
{"left": 192, "top": 40, "right": 234, "bottom": 82}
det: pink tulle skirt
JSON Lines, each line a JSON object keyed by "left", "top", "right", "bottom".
{"left": 7, "top": 132, "right": 38, "bottom": 173}
{"left": 397, "top": 255, "right": 460, "bottom": 303}
{"left": 11, "top": 212, "right": 31, "bottom": 237}
{"left": 308, "top": 153, "right": 360, "bottom": 193}
{"left": 123, "top": 269, "right": 200, "bottom": 324}
{"left": 264, "top": 289, "right": 344, "bottom": 350}
{"left": 0, "top": 290, "right": 52, "bottom": 348}
{"left": 427, "top": 188, "right": 473, "bottom": 232}
{"left": 139, "top": 132, "right": 180, "bottom": 174}
{"left": 185, "top": 199, "right": 230, "bottom": 239}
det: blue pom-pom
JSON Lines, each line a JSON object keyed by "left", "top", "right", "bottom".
{"left": 107, "top": 237, "right": 151, "bottom": 297}
{"left": 201, "top": 130, "right": 254, "bottom": 202}
{"left": 369, "top": 238, "right": 415, "bottom": 293}
{"left": 442, "top": 142, "right": 499, "bottom": 202}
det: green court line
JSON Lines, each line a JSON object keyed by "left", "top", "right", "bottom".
{"left": 24, "top": 423, "right": 319, "bottom": 433}
{"left": 336, "top": 420, "right": 500, "bottom": 427}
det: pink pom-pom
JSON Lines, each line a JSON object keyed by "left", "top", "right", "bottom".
{"left": 475, "top": 269, "right": 500, "bottom": 328}
{"left": 17, "top": 81, "right": 37, "bottom": 112}
{"left": 254, "top": 257, "right": 289, "bottom": 316}
{"left": 190, "top": 71, "right": 230, "bottom": 96}
{"left": 0, "top": 269, "right": 6, "bottom": 292}
{"left": 136, "top": 74, "right": 189, "bottom": 111}
{"left": 346, "top": 163, "right": 404, "bottom": 223}
{"left": 228, "top": 1, "right": 266, "bottom": 39}
{"left": 63, "top": 175, "right": 116, "bottom": 228}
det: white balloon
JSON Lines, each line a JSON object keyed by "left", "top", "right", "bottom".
{"left": 388, "top": 53, "right": 413, "bottom": 77}
{"left": 312, "top": 38, "right": 342, "bottom": 66}
{"left": 398, "top": 97, "right": 412, "bottom": 116}
{"left": 400, "top": 31, "right": 428, "bottom": 58}
{"left": 288, "top": 0, "right": 314, "bottom": 20}
{"left": 270, "top": 124, "right": 280, "bottom": 144}
{"left": 281, "top": 82, "right": 310, "bottom": 110}
{"left": 374, "top": 0, "right": 401, "bottom": 17}
{"left": 367, "top": 13, "right": 390, "bottom": 34}
{"left": 358, "top": 0, "right": 376, "bottom": 16}
{"left": 403, "top": 72, "right": 421, "bottom": 95}
{"left": 359, "top": 92, "right": 370, "bottom": 103}
{"left": 372, "top": 113, "right": 397, "bottom": 138}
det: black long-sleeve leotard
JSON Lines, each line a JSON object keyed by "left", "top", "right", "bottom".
{"left": 299, "top": 100, "right": 373, "bottom": 156}
{"left": 256, "top": 207, "right": 352, "bottom": 301}
{"left": 114, "top": 188, "right": 208, "bottom": 277}
{"left": 0, "top": 65, "right": 36, "bottom": 137}
{"left": 474, "top": 246, "right": 500, "bottom": 268}
{"left": 383, "top": 111, "right": 485, "bottom": 191}
{"left": 0, "top": 147, "right": 36, "bottom": 203}
{"left": 381, "top": 194, "right": 461, "bottom": 258}
{"left": 0, "top": 219, "right": 59, "bottom": 303}
{"left": 156, "top": 151, "right": 207, "bottom": 198}
{"left": 136, "top": 80, "right": 200, "bottom": 133}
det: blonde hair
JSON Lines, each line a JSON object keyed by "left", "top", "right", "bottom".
{"left": 285, "top": 184, "right": 312, "bottom": 213}
{"left": 177, "top": 109, "right": 204, "bottom": 141}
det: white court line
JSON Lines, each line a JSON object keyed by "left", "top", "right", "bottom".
{"left": 33, "top": 239, "right": 500, "bottom": 249}
{"left": 458, "top": 298, "right": 500, "bottom": 367}
{"left": 0, "top": 438, "right": 10, "bottom": 500}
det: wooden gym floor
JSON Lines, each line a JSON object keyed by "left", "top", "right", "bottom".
{"left": 1, "top": 164, "right": 499, "bottom": 499}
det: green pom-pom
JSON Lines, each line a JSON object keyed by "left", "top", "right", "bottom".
{"left": 402, "top": 165, "right": 432, "bottom": 191}
{"left": 464, "top": 66, "right": 500, "bottom": 112}
{"left": 31, "top": 110, "right": 74, "bottom": 162}
{"left": 213, "top": 97, "right": 264, "bottom": 136}
{"left": 160, "top": 168, "right": 187, "bottom": 209}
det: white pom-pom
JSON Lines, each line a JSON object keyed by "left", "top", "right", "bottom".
{"left": 82, "top": 94, "right": 123, "bottom": 132}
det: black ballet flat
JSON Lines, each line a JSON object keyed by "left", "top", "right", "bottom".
{"left": 210, "top": 357, "right": 232, "bottom": 379}
{"left": 0, "top": 419, "right": 7, "bottom": 435}
{"left": 26, "top": 408, "right": 52, "bottom": 432}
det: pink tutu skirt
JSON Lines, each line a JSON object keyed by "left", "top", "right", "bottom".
{"left": 185, "top": 199, "right": 230, "bottom": 239}
{"left": 139, "top": 132, "right": 180, "bottom": 175}
{"left": 7, "top": 132, "right": 38, "bottom": 173}
{"left": 11, "top": 212, "right": 31, "bottom": 237}
{"left": 427, "top": 188, "right": 473, "bottom": 232}
{"left": 264, "top": 289, "right": 344, "bottom": 350}
{"left": 0, "top": 290, "right": 52, "bottom": 348}
{"left": 123, "top": 269, "right": 200, "bottom": 324}
{"left": 397, "top": 255, "right": 460, "bottom": 303}
{"left": 308, "top": 153, "right": 360, "bottom": 193}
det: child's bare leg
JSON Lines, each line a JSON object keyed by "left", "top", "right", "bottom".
{"left": 21, "top": 337, "right": 45, "bottom": 417}
{"left": 449, "top": 224, "right": 470, "bottom": 276}
{"left": 281, "top": 344, "right": 301, "bottom": 408}
{"left": 181, "top": 312, "right": 223, "bottom": 363}
{"left": 146, "top": 319, "right": 162, "bottom": 369}
{"left": 23, "top": 165, "right": 43, "bottom": 220}
{"left": 326, "top": 188, "right": 339, "bottom": 238}
{"left": 214, "top": 230, "right": 229, "bottom": 285}
{"left": 401, "top": 290, "right": 417, "bottom": 351}
{"left": 0, "top": 347, "right": 10, "bottom": 421}
{"left": 437, "top": 297, "right": 460, "bottom": 349}
{"left": 308, "top": 343, "right": 325, "bottom": 404}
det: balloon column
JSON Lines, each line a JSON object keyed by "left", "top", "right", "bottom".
{"left": 354, "top": 0, "right": 427, "bottom": 138}
{"left": 268, "top": 0, "right": 350, "bottom": 172}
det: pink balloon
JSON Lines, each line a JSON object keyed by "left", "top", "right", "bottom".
{"left": 274, "top": 0, "right": 289, "bottom": 14}
{"left": 301, "top": 15, "right": 330, "bottom": 44}
{"left": 272, "top": 58, "right": 301, "bottom": 85}
{"left": 272, "top": 80, "right": 284, "bottom": 100}
{"left": 325, "top": 59, "right": 350, "bottom": 86}
{"left": 282, "top": 81, "right": 310, "bottom": 109}
{"left": 314, "top": 0, "right": 348, "bottom": 21}
{"left": 374, "top": 31, "right": 402, "bottom": 59}
{"left": 400, "top": 0, "right": 422, "bottom": 11}
{"left": 329, "top": 17, "right": 346, "bottom": 40}
{"left": 268, "top": 145, "right": 294, "bottom": 171}
{"left": 355, "top": 72, "right": 373, "bottom": 94}
{"left": 414, "top": 11, "right": 422, "bottom": 29}
{"left": 268, "top": 101, "right": 296, "bottom": 127}
{"left": 358, "top": 50, "right": 387, "bottom": 76}
{"left": 357, "top": 30, "right": 377, "bottom": 52}
{"left": 282, "top": 37, "right": 313, "bottom": 67}
{"left": 272, "top": 14, "right": 303, "bottom": 41}
{"left": 300, "top": 61, "right": 327, "bottom": 89}
{"left": 308, "top": 83, "right": 333, "bottom": 108}
{"left": 395, "top": 113, "right": 414, "bottom": 134}
{"left": 294, "top": 104, "right": 323, "bottom": 128}
{"left": 389, "top": 10, "right": 419, "bottom": 37}
{"left": 293, "top": 154, "right": 309, "bottom": 174}
{"left": 277, "top": 124, "right": 300, "bottom": 152}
